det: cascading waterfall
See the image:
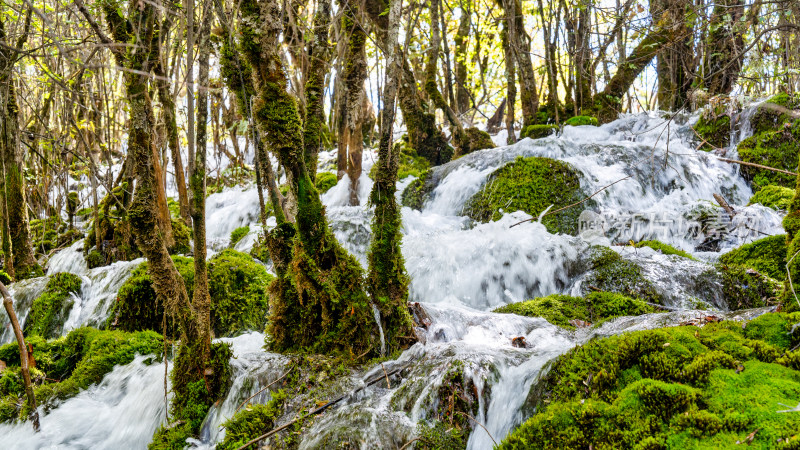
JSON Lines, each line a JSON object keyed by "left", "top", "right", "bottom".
{"left": 2, "top": 110, "right": 786, "bottom": 448}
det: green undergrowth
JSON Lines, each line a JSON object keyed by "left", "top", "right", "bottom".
{"left": 719, "top": 235, "right": 787, "bottom": 280}
{"left": 23, "top": 272, "right": 83, "bottom": 339}
{"left": 106, "top": 250, "right": 271, "bottom": 337}
{"left": 634, "top": 240, "right": 696, "bottom": 260}
{"left": 466, "top": 156, "right": 588, "bottom": 234}
{"left": 564, "top": 116, "right": 599, "bottom": 127}
{"left": 750, "top": 185, "right": 795, "bottom": 211}
{"left": 229, "top": 226, "right": 250, "bottom": 247}
{"left": 0, "top": 327, "right": 162, "bottom": 423}
{"left": 494, "top": 292, "right": 656, "bottom": 330}
{"left": 29, "top": 216, "right": 83, "bottom": 257}
{"left": 501, "top": 312, "right": 800, "bottom": 449}
{"left": 217, "top": 390, "right": 288, "bottom": 450}
{"left": 314, "top": 171, "right": 338, "bottom": 194}
{"left": 583, "top": 247, "right": 662, "bottom": 304}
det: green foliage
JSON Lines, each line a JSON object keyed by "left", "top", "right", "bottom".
{"left": 583, "top": 247, "right": 662, "bottom": 303}
{"left": 229, "top": 226, "right": 250, "bottom": 247}
{"left": 520, "top": 124, "right": 559, "bottom": 139}
{"left": 466, "top": 156, "right": 587, "bottom": 234}
{"left": 23, "top": 273, "right": 83, "bottom": 338}
{"left": 0, "top": 327, "right": 163, "bottom": 423}
{"left": 564, "top": 116, "right": 599, "bottom": 127}
{"left": 401, "top": 169, "right": 434, "bottom": 210}
{"left": 749, "top": 185, "right": 795, "bottom": 210}
{"left": 314, "top": 171, "right": 338, "bottom": 194}
{"left": 107, "top": 251, "right": 272, "bottom": 337}
{"left": 494, "top": 292, "right": 655, "bottom": 329}
{"left": 634, "top": 240, "right": 696, "bottom": 260}
{"left": 217, "top": 390, "right": 288, "bottom": 450}
{"left": 694, "top": 114, "right": 731, "bottom": 149}
{"left": 719, "top": 235, "right": 787, "bottom": 279}
{"left": 501, "top": 313, "right": 800, "bottom": 449}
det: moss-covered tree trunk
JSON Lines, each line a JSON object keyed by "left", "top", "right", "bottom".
{"left": 502, "top": 25, "right": 517, "bottom": 144}
{"left": 501, "top": 0, "right": 539, "bottom": 128}
{"left": 652, "top": 0, "right": 694, "bottom": 110}
{"left": 302, "top": 0, "right": 331, "bottom": 179}
{"left": 0, "top": 16, "right": 42, "bottom": 280}
{"left": 341, "top": 4, "right": 367, "bottom": 205}
{"left": 454, "top": 1, "right": 471, "bottom": 116}
{"left": 703, "top": 0, "right": 745, "bottom": 96}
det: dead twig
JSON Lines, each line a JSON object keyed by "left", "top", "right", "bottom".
{"left": 454, "top": 411, "right": 497, "bottom": 446}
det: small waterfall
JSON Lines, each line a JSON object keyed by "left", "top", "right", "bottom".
{"left": 0, "top": 277, "right": 49, "bottom": 344}
{"left": 371, "top": 304, "right": 387, "bottom": 356}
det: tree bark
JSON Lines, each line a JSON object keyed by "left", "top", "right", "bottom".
{"left": 704, "top": 0, "right": 745, "bottom": 96}
{"left": 454, "top": 0, "right": 471, "bottom": 115}
{"left": 500, "top": 0, "right": 539, "bottom": 127}
{"left": 651, "top": 0, "right": 694, "bottom": 110}
{"left": 341, "top": 3, "right": 367, "bottom": 205}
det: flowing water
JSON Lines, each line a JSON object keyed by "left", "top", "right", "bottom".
{"left": 0, "top": 110, "right": 786, "bottom": 449}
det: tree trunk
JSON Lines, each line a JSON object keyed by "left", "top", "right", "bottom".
{"left": 303, "top": 0, "right": 332, "bottom": 179}
{"left": 501, "top": 0, "right": 539, "bottom": 127}
{"left": 652, "top": 0, "right": 694, "bottom": 110}
{"left": 454, "top": 1, "right": 471, "bottom": 115}
{"left": 501, "top": 24, "right": 517, "bottom": 144}
{"left": 0, "top": 281, "right": 39, "bottom": 431}
{"left": 704, "top": 0, "right": 745, "bottom": 96}
{"left": 341, "top": 4, "right": 367, "bottom": 205}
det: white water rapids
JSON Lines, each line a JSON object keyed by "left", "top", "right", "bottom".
{"left": 0, "top": 110, "right": 785, "bottom": 449}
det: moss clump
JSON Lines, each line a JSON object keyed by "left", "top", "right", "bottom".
{"left": 170, "top": 219, "right": 191, "bottom": 254}
{"left": 0, "top": 327, "right": 163, "bottom": 423}
{"left": 716, "top": 263, "right": 782, "bottom": 310}
{"left": 466, "top": 156, "right": 587, "bottom": 234}
{"left": 501, "top": 313, "right": 800, "bottom": 449}
{"left": 520, "top": 124, "right": 559, "bottom": 139}
{"left": 0, "top": 270, "right": 11, "bottom": 284}
{"left": 634, "top": 240, "right": 696, "bottom": 260}
{"left": 314, "top": 171, "right": 337, "bottom": 194}
{"left": 694, "top": 114, "right": 731, "bottom": 149}
{"left": 564, "top": 116, "right": 599, "bottom": 127}
{"left": 749, "top": 185, "right": 795, "bottom": 210}
{"left": 495, "top": 292, "right": 655, "bottom": 329}
{"left": 86, "top": 249, "right": 105, "bottom": 269}
{"left": 737, "top": 121, "right": 800, "bottom": 191}
{"left": 107, "top": 250, "right": 272, "bottom": 337}
{"left": 462, "top": 127, "right": 495, "bottom": 155}
{"left": 719, "top": 235, "right": 787, "bottom": 280}
{"left": 217, "top": 390, "right": 287, "bottom": 450}
{"left": 229, "top": 226, "right": 250, "bottom": 247}
{"left": 750, "top": 94, "right": 800, "bottom": 135}
{"left": 29, "top": 217, "right": 84, "bottom": 257}
{"left": 583, "top": 247, "right": 662, "bottom": 304}
{"left": 23, "top": 273, "right": 83, "bottom": 339}
{"left": 401, "top": 169, "right": 434, "bottom": 210}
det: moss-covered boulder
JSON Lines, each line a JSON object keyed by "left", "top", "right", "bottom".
{"left": 314, "top": 171, "right": 338, "bottom": 194}
{"left": 520, "top": 124, "right": 559, "bottom": 139}
{"left": 501, "top": 312, "right": 800, "bottom": 449}
{"left": 749, "top": 185, "right": 795, "bottom": 210}
{"left": 719, "top": 235, "right": 787, "bottom": 280}
{"left": 217, "top": 391, "right": 287, "bottom": 450}
{"left": 29, "top": 217, "right": 83, "bottom": 257}
{"left": 694, "top": 114, "right": 731, "bottom": 150}
{"left": 715, "top": 262, "right": 782, "bottom": 310}
{"left": 23, "top": 272, "right": 83, "bottom": 339}
{"left": 465, "top": 156, "right": 587, "bottom": 234}
{"left": 750, "top": 93, "right": 800, "bottom": 135}
{"left": 107, "top": 250, "right": 272, "bottom": 337}
{"left": 582, "top": 247, "right": 662, "bottom": 304}
{"left": 736, "top": 121, "right": 800, "bottom": 191}
{"left": 455, "top": 127, "right": 495, "bottom": 158}
{"left": 230, "top": 226, "right": 250, "bottom": 247}
{"left": 401, "top": 169, "right": 435, "bottom": 210}
{"left": 634, "top": 240, "right": 696, "bottom": 260}
{"left": 494, "top": 292, "right": 656, "bottom": 329}
{"left": 564, "top": 116, "right": 599, "bottom": 127}
{"left": 0, "top": 327, "right": 163, "bottom": 423}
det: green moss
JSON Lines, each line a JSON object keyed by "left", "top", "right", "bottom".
{"left": 462, "top": 127, "right": 495, "bottom": 154}
{"left": 634, "top": 240, "right": 696, "bottom": 260}
{"left": 86, "top": 249, "right": 105, "bottom": 269}
{"left": 716, "top": 262, "right": 782, "bottom": 310}
{"left": 83, "top": 181, "right": 140, "bottom": 267}
{"left": 23, "top": 273, "right": 83, "bottom": 338}
{"left": 0, "top": 327, "right": 163, "bottom": 423}
{"left": 229, "top": 226, "right": 250, "bottom": 247}
{"left": 719, "top": 235, "right": 787, "bottom": 280}
{"left": 415, "top": 421, "right": 467, "bottom": 450}
{"left": 0, "top": 270, "right": 11, "bottom": 284}
{"left": 564, "top": 116, "right": 599, "bottom": 127}
{"left": 466, "top": 156, "right": 587, "bottom": 234}
{"left": 520, "top": 124, "right": 559, "bottom": 139}
{"left": 217, "top": 390, "right": 287, "bottom": 450}
{"left": 401, "top": 169, "right": 434, "bottom": 210}
{"left": 494, "top": 292, "right": 655, "bottom": 329}
{"left": 750, "top": 185, "right": 795, "bottom": 210}
{"left": 694, "top": 114, "right": 731, "bottom": 150}
{"left": 751, "top": 94, "right": 800, "bottom": 135}
{"left": 736, "top": 119, "right": 800, "bottom": 191}
{"left": 314, "top": 171, "right": 337, "bottom": 194}
{"left": 583, "top": 247, "right": 661, "bottom": 303}
{"left": 170, "top": 219, "right": 191, "bottom": 255}
{"left": 502, "top": 313, "right": 800, "bottom": 449}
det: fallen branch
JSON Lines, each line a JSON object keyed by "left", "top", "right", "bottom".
{"left": 454, "top": 411, "right": 497, "bottom": 446}
{"left": 715, "top": 157, "right": 798, "bottom": 177}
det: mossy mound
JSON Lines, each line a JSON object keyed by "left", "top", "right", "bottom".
{"left": 520, "top": 124, "right": 559, "bottom": 139}
{"left": 230, "top": 226, "right": 250, "bottom": 247}
{"left": 564, "top": 116, "right": 599, "bottom": 127}
{"left": 694, "top": 114, "right": 731, "bottom": 150}
{"left": 583, "top": 247, "right": 662, "bottom": 304}
{"left": 495, "top": 292, "right": 656, "bottom": 329}
{"left": 0, "top": 270, "right": 11, "bottom": 284}
{"left": 634, "top": 240, "right": 696, "bottom": 260}
{"left": 750, "top": 94, "right": 800, "bottom": 135}
{"left": 719, "top": 235, "right": 787, "bottom": 280}
{"left": 401, "top": 169, "right": 435, "bottom": 210}
{"left": 736, "top": 120, "right": 800, "bottom": 191}
{"left": 465, "top": 156, "right": 587, "bottom": 234}
{"left": 23, "top": 272, "right": 83, "bottom": 339}
{"left": 29, "top": 217, "right": 83, "bottom": 257}
{"left": 217, "top": 390, "right": 287, "bottom": 450}
{"left": 749, "top": 185, "right": 795, "bottom": 210}
{"left": 0, "top": 327, "right": 163, "bottom": 423}
{"left": 459, "top": 127, "right": 495, "bottom": 157}
{"left": 170, "top": 219, "right": 192, "bottom": 255}
{"left": 107, "top": 250, "right": 272, "bottom": 337}
{"left": 714, "top": 262, "right": 782, "bottom": 310}
{"left": 501, "top": 312, "right": 800, "bottom": 449}
{"left": 314, "top": 171, "right": 338, "bottom": 194}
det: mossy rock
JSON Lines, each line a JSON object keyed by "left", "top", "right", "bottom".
{"left": 0, "top": 270, "right": 11, "bottom": 284}
{"left": 217, "top": 390, "right": 287, "bottom": 450}
{"left": 564, "top": 116, "right": 599, "bottom": 127}
{"left": 736, "top": 121, "right": 800, "bottom": 190}
{"left": 520, "top": 124, "right": 559, "bottom": 139}
{"left": 719, "top": 235, "right": 787, "bottom": 280}
{"left": 494, "top": 292, "right": 655, "bottom": 330}
{"left": 583, "top": 247, "right": 662, "bottom": 304}
{"left": 714, "top": 262, "right": 782, "bottom": 310}
{"left": 314, "top": 171, "right": 338, "bottom": 194}
{"left": 230, "top": 226, "right": 250, "bottom": 247}
{"left": 107, "top": 250, "right": 272, "bottom": 337}
{"left": 501, "top": 312, "right": 800, "bottom": 449}
{"left": 465, "top": 156, "right": 587, "bottom": 234}
{"left": 86, "top": 249, "right": 105, "bottom": 270}
{"left": 750, "top": 93, "right": 800, "bottom": 135}
{"left": 0, "top": 327, "right": 163, "bottom": 423}
{"left": 401, "top": 169, "right": 435, "bottom": 210}
{"left": 23, "top": 272, "right": 83, "bottom": 339}
{"left": 462, "top": 127, "right": 495, "bottom": 155}
{"left": 694, "top": 114, "right": 731, "bottom": 150}
{"left": 749, "top": 185, "right": 795, "bottom": 210}
{"left": 634, "top": 240, "right": 696, "bottom": 260}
